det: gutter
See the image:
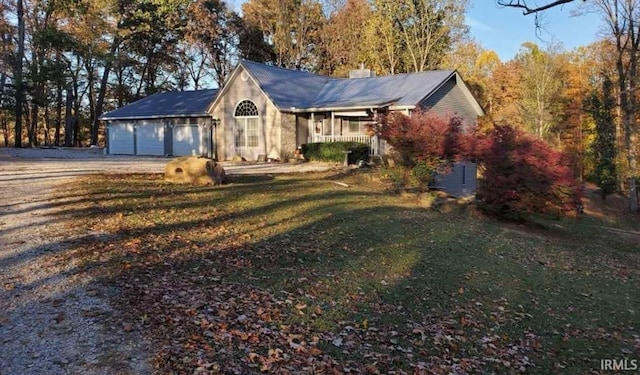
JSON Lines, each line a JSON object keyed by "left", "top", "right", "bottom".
{"left": 99, "top": 113, "right": 212, "bottom": 121}
{"left": 284, "top": 100, "right": 402, "bottom": 113}
{"left": 388, "top": 105, "right": 416, "bottom": 111}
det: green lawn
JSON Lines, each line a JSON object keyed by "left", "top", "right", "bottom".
{"left": 59, "top": 170, "right": 640, "bottom": 374}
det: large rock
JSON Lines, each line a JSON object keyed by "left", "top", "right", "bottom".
{"left": 164, "top": 156, "right": 226, "bottom": 185}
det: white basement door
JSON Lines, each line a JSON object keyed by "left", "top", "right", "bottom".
{"left": 108, "top": 123, "right": 134, "bottom": 155}
{"left": 173, "top": 125, "right": 202, "bottom": 156}
{"left": 136, "top": 123, "right": 165, "bottom": 156}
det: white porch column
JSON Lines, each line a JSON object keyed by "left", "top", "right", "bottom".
{"left": 310, "top": 112, "right": 315, "bottom": 143}
{"left": 331, "top": 112, "right": 335, "bottom": 141}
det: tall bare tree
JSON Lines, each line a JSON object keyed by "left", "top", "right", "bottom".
{"left": 184, "top": 0, "right": 242, "bottom": 87}
{"left": 396, "top": 0, "right": 469, "bottom": 72}
{"left": 515, "top": 42, "right": 564, "bottom": 140}
{"left": 243, "top": 0, "right": 325, "bottom": 70}
{"left": 14, "top": 0, "right": 24, "bottom": 147}
{"left": 0, "top": 2, "right": 13, "bottom": 146}
{"left": 362, "top": 0, "right": 468, "bottom": 74}
{"left": 363, "top": 0, "right": 404, "bottom": 75}
{"left": 319, "top": 0, "right": 371, "bottom": 76}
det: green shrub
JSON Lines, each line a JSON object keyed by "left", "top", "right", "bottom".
{"left": 301, "top": 142, "right": 370, "bottom": 164}
{"left": 380, "top": 164, "right": 434, "bottom": 192}
{"left": 380, "top": 166, "right": 407, "bottom": 185}
{"left": 411, "top": 161, "right": 434, "bottom": 185}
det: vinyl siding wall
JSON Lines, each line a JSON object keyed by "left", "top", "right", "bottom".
{"left": 419, "top": 76, "right": 480, "bottom": 197}
{"left": 419, "top": 76, "right": 478, "bottom": 128}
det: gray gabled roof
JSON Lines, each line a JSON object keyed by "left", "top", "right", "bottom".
{"left": 239, "top": 60, "right": 460, "bottom": 112}
{"left": 102, "top": 61, "right": 482, "bottom": 121}
{"left": 311, "top": 70, "right": 455, "bottom": 109}
{"left": 240, "top": 60, "right": 331, "bottom": 109}
{"left": 100, "top": 89, "right": 219, "bottom": 120}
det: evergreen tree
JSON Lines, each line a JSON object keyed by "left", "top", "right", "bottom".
{"left": 588, "top": 76, "right": 617, "bottom": 200}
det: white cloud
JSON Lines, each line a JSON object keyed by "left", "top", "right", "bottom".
{"left": 467, "top": 17, "right": 495, "bottom": 33}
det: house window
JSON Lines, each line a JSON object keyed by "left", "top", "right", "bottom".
{"left": 234, "top": 100, "right": 259, "bottom": 148}
{"left": 348, "top": 118, "right": 360, "bottom": 133}
{"left": 235, "top": 100, "right": 258, "bottom": 117}
{"left": 314, "top": 115, "right": 325, "bottom": 134}
{"left": 322, "top": 118, "right": 332, "bottom": 136}
{"left": 246, "top": 118, "right": 258, "bottom": 147}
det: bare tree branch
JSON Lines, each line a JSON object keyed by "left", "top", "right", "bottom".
{"left": 497, "top": 0, "right": 580, "bottom": 15}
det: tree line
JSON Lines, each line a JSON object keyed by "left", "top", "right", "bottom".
{"left": 0, "top": 0, "right": 468, "bottom": 148}
{"left": 0, "top": 0, "right": 638, "bottom": 207}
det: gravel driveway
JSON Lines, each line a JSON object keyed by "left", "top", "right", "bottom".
{"left": 0, "top": 148, "right": 336, "bottom": 375}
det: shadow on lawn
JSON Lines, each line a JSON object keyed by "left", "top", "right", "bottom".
{"left": 6, "top": 172, "right": 639, "bottom": 374}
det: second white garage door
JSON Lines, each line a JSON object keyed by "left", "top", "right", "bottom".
{"left": 173, "top": 125, "right": 202, "bottom": 156}
{"left": 136, "top": 123, "right": 165, "bottom": 156}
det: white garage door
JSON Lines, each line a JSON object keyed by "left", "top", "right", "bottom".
{"left": 173, "top": 125, "right": 202, "bottom": 156}
{"left": 136, "top": 124, "right": 165, "bottom": 156}
{"left": 108, "top": 123, "right": 134, "bottom": 155}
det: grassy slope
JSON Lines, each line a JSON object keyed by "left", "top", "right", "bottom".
{"left": 59, "top": 171, "right": 640, "bottom": 374}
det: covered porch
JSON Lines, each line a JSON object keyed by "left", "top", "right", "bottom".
{"left": 304, "top": 110, "right": 385, "bottom": 156}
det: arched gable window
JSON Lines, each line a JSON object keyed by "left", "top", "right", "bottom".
{"left": 235, "top": 100, "right": 258, "bottom": 117}
{"left": 234, "top": 100, "right": 259, "bottom": 148}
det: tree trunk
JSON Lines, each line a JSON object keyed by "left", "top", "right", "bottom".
{"left": 87, "top": 63, "right": 96, "bottom": 142}
{"left": 0, "top": 64, "right": 6, "bottom": 147}
{"left": 630, "top": 178, "right": 639, "bottom": 212}
{"left": 23, "top": 103, "right": 30, "bottom": 146}
{"left": 1, "top": 117, "right": 8, "bottom": 147}
{"left": 73, "top": 79, "right": 81, "bottom": 147}
{"left": 14, "top": 0, "right": 25, "bottom": 148}
{"left": 64, "top": 86, "right": 74, "bottom": 147}
{"left": 55, "top": 82, "right": 63, "bottom": 146}
{"left": 619, "top": 61, "right": 638, "bottom": 212}
{"left": 44, "top": 105, "right": 51, "bottom": 146}
{"left": 91, "top": 39, "right": 119, "bottom": 146}
{"left": 29, "top": 102, "right": 38, "bottom": 147}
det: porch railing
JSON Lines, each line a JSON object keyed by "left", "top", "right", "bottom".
{"left": 311, "top": 134, "right": 381, "bottom": 156}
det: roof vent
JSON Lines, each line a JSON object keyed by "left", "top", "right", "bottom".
{"left": 349, "top": 64, "right": 376, "bottom": 79}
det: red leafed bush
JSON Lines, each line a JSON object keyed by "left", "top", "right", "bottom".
{"left": 474, "top": 125, "right": 583, "bottom": 219}
{"left": 375, "top": 110, "right": 464, "bottom": 168}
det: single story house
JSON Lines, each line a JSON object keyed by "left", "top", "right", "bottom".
{"left": 100, "top": 60, "right": 484, "bottom": 196}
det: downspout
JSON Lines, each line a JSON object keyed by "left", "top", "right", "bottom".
{"left": 371, "top": 108, "right": 377, "bottom": 156}
{"left": 211, "top": 119, "right": 218, "bottom": 160}
{"left": 105, "top": 121, "right": 110, "bottom": 154}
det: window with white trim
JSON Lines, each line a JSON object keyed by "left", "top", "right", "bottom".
{"left": 348, "top": 118, "right": 360, "bottom": 133}
{"left": 234, "top": 100, "right": 259, "bottom": 148}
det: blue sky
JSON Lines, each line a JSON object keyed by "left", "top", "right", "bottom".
{"left": 467, "top": 1, "right": 603, "bottom": 61}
